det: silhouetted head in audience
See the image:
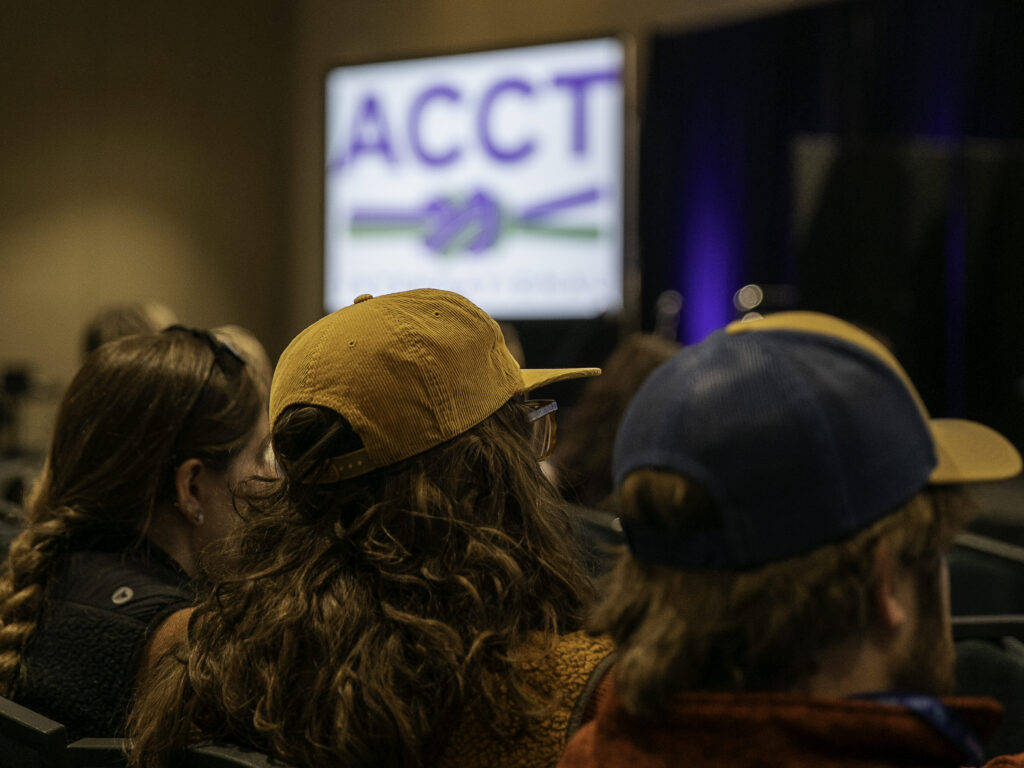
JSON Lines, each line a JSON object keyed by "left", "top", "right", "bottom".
{"left": 552, "top": 333, "right": 681, "bottom": 509}
{"left": 81, "top": 301, "right": 178, "bottom": 359}
{"left": 0, "top": 327, "right": 267, "bottom": 695}
{"left": 128, "top": 289, "right": 601, "bottom": 768}
{"left": 497, "top": 321, "right": 526, "bottom": 366}
{"left": 593, "top": 312, "right": 1022, "bottom": 718}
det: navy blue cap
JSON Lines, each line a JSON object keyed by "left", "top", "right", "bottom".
{"left": 613, "top": 312, "right": 1021, "bottom": 570}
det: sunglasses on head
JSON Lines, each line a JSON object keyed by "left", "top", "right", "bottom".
{"left": 163, "top": 325, "right": 246, "bottom": 376}
{"left": 162, "top": 325, "right": 248, "bottom": 464}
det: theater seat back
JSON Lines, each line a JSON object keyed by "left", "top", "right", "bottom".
{"left": 0, "top": 694, "right": 68, "bottom": 768}
{"left": 187, "top": 743, "right": 293, "bottom": 767}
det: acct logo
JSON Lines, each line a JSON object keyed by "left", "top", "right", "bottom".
{"left": 349, "top": 186, "right": 605, "bottom": 256}
{"left": 323, "top": 38, "right": 624, "bottom": 316}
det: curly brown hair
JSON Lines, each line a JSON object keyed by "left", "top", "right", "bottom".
{"left": 592, "top": 470, "right": 975, "bottom": 718}
{"left": 128, "top": 398, "right": 593, "bottom": 768}
{"left": 0, "top": 331, "right": 262, "bottom": 698}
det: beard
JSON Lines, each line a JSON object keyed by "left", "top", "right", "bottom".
{"left": 887, "top": 559, "right": 956, "bottom": 697}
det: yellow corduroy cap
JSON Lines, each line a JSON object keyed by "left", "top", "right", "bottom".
{"left": 613, "top": 310, "right": 1021, "bottom": 570}
{"left": 270, "top": 289, "right": 600, "bottom": 481}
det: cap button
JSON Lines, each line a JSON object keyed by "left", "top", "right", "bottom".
{"left": 353, "top": 294, "right": 374, "bottom": 304}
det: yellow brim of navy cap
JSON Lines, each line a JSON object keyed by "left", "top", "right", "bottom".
{"left": 729, "top": 311, "right": 1022, "bottom": 485}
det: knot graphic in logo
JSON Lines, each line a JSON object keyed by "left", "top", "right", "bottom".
{"left": 349, "top": 186, "right": 605, "bottom": 255}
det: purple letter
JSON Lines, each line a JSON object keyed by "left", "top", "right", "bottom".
{"left": 346, "top": 94, "right": 396, "bottom": 166}
{"left": 408, "top": 85, "right": 462, "bottom": 167}
{"left": 477, "top": 78, "right": 535, "bottom": 163}
{"left": 552, "top": 69, "right": 620, "bottom": 155}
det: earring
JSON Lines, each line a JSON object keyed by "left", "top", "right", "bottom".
{"left": 193, "top": 511, "right": 204, "bottom": 525}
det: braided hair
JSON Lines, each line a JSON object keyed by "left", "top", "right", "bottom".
{"left": 0, "top": 330, "right": 262, "bottom": 695}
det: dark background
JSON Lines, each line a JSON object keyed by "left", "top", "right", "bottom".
{"left": 524, "top": 0, "right": 1024, "bottom": 449}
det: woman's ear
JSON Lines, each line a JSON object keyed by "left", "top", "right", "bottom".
{"left": 872, "top": 536, "right": 911, "bottom": 631}
{"left": 174, "top": 458, "right": 206, "bottom": 526}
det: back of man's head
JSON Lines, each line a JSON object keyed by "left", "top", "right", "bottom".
{"left": 595, "top": 312, "right": 1021, "bottom": 718}
{"left": 81, "top": 301, "right": 177, "bottom": 359}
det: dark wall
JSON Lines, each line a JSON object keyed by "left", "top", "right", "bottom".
{"left": 0, "top": 1, "right": 293, "bottom": 449}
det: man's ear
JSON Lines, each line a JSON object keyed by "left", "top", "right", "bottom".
{"left": 173, "top": 458, "right": 206, "bottom": 526}
{"left": 873, "top": 536, "right": 910, "bottom": 630}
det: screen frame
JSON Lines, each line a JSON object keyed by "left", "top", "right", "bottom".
{"left": 320, "top": 32, "right": 640, "bottom": 326}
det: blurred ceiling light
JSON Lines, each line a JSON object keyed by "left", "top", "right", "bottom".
{"left": 734, "top": 284, "right": 764, "bottom": 312}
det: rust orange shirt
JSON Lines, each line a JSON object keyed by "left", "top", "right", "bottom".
{"left": 560, "top": 687, "right": 1024, "bottom": 768}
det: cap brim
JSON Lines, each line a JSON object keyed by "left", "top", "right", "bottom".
{"left": 734, "top": 312, "right": 1023, "bottom": 485}
{"left": 930, "top": 418, "right": 1022, "bottom": 484}
{"left": 520, "top": 367, "right": 601, "bottom": 392}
